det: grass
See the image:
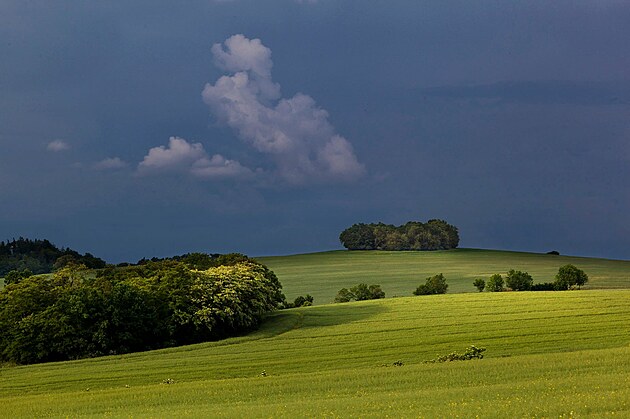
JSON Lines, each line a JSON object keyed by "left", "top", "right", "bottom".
{"left": 258, "top": 248, "right": 630, "bottom": 304}
{"left": 2, "top": 290, "right": 630, "bottom": 417}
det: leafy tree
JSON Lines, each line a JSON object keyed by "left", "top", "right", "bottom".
{"left": 486, "top": 274, "right": 504, "bottom": 292}
{"left": 334, "top": 288, "right": 354, "bottom": 303}
{"left": 555, "top": 264, "right": 588, "bottom": 290}
{"left": 473, "top": 278, "right": 485, "bottom": 292}
{"left": 368, "top": 284, "right": 385, "bottom": 299}
{"left": 339, "top": 224, "right": 376, "bottom": 250}
{"left": 413, "top": 273, "right": 448, "bottom": 295}
{"left": 505, "top": 269, "right": 534, "bottom": 291}
{"left": 293, "top": 294, "right": 314, "bottom": 307}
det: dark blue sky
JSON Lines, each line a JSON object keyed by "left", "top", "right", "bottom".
{"left": 1, "top": 0, "right": 629, "bottom": 262}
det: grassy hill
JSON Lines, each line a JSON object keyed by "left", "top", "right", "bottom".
{"left": 258, "top": 249, "right": 630, "bottom": 304}
{"left": 2, "top": 290, "right": 630, "bottom": 417}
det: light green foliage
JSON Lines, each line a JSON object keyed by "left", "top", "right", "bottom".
{"left": 555, "top": 264, "right": 589, "bottom": 290}
{"left": 2, "top": 291, "right": 630, "bottom": 417}
{"left": 258, "top": 249, "right": 630, "bottom": 304}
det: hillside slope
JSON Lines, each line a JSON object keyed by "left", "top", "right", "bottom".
{"left": 258, "top": 249, "right": 630, "bottom": 304}
{"left": 2, "top": 290, "right": 630, "bottom": 417}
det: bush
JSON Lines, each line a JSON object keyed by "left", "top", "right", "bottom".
{"left": 486, "top": 274, "right": 504, "bottom": 292}
{"left": 413, "top": 274, "right": 448, "bottom": 295}
{"left": 505, "top": 269, "right": 533, "bottom": 291}
{"left": 531, "top": 282, "right": 557, "bottom": 291}
{"left": 334, "top": 284, "right": 385, "bottom": 303}
{"left": 293, "top": 294, "right": 314, "bottom": 307}
{"left": 425, "top": 345, "right": 486, "bottom": 363}
{"left": 473, "top": 278, "right": 485, "bottom": 292}
{"left": 555, "top": 264, "right": 588, "bottom": 290}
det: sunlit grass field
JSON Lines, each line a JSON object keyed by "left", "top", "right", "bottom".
{"left": 258, "top": 249, "right": 630, "bottom": 304}
{"left": 2, "top": 290, "right": 630, "bottom": 417}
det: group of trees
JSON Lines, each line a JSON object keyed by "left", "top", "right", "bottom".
{"left": 473, "top": 265, "right": 589, "bottom": 292}
{"left": 339, "top": 220, "right": 459, "bottom": 251}
{"left": 334, "top": 283, "right": 385, "bottom": 303}
{"left": 0, "top": 255, "right": 284, "bottom": 364}
{"left": 0, "top": 238, "right": 106, "bottom": 276}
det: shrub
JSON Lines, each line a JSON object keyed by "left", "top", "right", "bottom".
{"left": 425, "top": 345, "right": 486, "bottom": 363}
{"left": 505, "top": 269, "right": 533, "bottom": 291}
{"left": 555, "top": 264, "right": 588, "bottom": 290}
{"left": 334, "top": 284, "right": 385, "bottom": 303}
{"left": 546, "top": 250, "right": 560, "bottom": 255}
{"left": 486, "top": 274, "right": 504, "bottom": 292}
{"left": 413, "top": 274, "right": 448, "bottom": 295}
{"left": 473, "top": 278, "right": 485, "bottom": 292}
{"left": 293, "top": 294, "right": 314, "bottom": 307}
{"left": 531, "top": 282, "right": 556, "bottom": 291}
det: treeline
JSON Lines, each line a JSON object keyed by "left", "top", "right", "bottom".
{"left": 473, "top": 265, "right": 589, "bottom": 292}
{"left": 0, "top": 238, "right": 106, "bottom": 276}
{"left": 0, "top": 255, "right": 284, "bottom": 364}
{"left": 339, "top": 219, "right": 459, "bottom": 251}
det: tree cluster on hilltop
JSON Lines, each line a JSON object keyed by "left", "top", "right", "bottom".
{"left": 339, "top": 219, "right": 459, "bottom": 251}
{"left": 0, "top": 238, "right": 106, "bottom": 276}
{"left": 0, "top": 256, "right": 284, "bottom": 364}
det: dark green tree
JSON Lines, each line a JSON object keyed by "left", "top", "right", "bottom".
{"left": 505, "top": 269, "right": 534, "bottom": 291}
{"left": 486, "top": 274, "right": 504, "bottom": 292}
{"left": 413, "top": 273, "right": 448, "bottom": 295}
{"left": 555, "top": 265, "right": 588, "bottom": 290}
{"left": 473, "top": 278, "right": 485, "bottom": 292}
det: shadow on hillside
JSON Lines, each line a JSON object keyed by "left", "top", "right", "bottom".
{"left": 297, "top": 303, "right": 387, "bottom": 328}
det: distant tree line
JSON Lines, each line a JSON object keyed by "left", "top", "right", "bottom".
{"left": 339, "top": 220, "right": 459, "bottom": 251}
{"left": 0, "top": 255, "right": 284, "bottom": 364}
{"left": 0, "top": 238, "right": 106, "bottom": 276}
{"left": 473, "top": 265, "right": 589, "bottom": 292}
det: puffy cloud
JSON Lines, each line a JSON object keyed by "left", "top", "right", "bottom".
{"left": 203, "top": 34, "right": 364, "bottom": 185}
{"left": 47, "top": 140, "right": 70, "bottom": 152}
{"left": 138, "top": 136, "right": 251, "bottom": 179}
{"left": 94, "top": 157, "right": 128, "bottom": 171}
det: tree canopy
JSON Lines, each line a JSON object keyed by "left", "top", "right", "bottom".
{"left": 0, "top": 237, "right": 106, "bottom": 276}
{"left": 0, "top": 256, "right": 284, "bottom": 364}
{"left": 339, "top": 220, "right": 459, "bottom": 251}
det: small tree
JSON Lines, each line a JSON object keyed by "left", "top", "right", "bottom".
{"left": 413, "top": 273, "right": 448, "bottom": 295}
{"left": 368, "top": 284, "right": 385, "bottom": 299}
{"left": 334, "top": 288, "right": 354, "bottom": 303}
{"left": 3, "top": 269, "right": 33, "bottom": 285}
{"left": 293, "top": 294, "right": 314, "bottom": 307}
{"left": 350, "top": 283, "right": 372, "bottom": 301}
{"left": 505, "top": 269, "right": 533, "bottom": 291}
{"left": 473, "top": 278, "right": 485, "bottom": 292}
{"left": 486, "top": 274, "right": 504, "bottom": 292}
{"left": 555, "top": 265, "right": 588, "bottom": 290}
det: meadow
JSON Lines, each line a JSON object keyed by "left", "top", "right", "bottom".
{"left": 2, "top": 290, "right": 630, "bottom": 417}
{"left": 258, "top": 248, "right": 630, "bottom": 304}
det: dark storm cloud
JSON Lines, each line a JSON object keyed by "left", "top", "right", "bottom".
{"left": 1, "top": 0, "right": 629, "bottom": 261}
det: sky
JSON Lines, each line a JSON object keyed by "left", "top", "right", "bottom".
{"left": 1, "top": 0, "right": 630, "bottom": 262}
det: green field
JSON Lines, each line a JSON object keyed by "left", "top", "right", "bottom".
{"left": 2, "top": 290, "right": 630, "bottom": 417}
{"left": 258, "top": 249, "right": 630, "bottom": 304}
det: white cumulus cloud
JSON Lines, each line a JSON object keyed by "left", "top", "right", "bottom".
{"left": 138, "top": 136, "right": 252, "bottom": 179}
{"left": 47, "top": 140, "right": 70, "bottom": 152}
{"left": 202, "top": 34, "right": 365, "bottom": 185}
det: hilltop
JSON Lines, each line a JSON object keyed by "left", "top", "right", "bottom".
{"left": 258, "top": 248, "right": 630, "bottom": 304}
